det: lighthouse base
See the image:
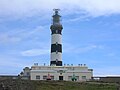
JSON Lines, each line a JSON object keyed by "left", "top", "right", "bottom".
{"left": 50, "top": 61, "right": 62, "bottom": 66}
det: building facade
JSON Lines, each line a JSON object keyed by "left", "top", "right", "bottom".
{"left": 30, "top": 64, "right": 93, "bottom": 81}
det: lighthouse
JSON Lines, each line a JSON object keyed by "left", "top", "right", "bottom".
{"left": 50, "top": 9, "right": 63, "bottom": 66}
{"left": 22, "top": 9, "right": 93, "bottom": 81}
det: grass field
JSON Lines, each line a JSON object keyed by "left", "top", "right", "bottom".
{"left": 0, "top": 79, "right": 118, "bottom": 90}
{"left": 35, "top": 81, "right": 117, "bottom": 90}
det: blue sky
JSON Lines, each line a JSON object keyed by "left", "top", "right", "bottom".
{"left": 0, "top": 0, "right": 120, "bottom": 76}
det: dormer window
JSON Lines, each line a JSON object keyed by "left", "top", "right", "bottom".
{"left": 56, "top": 51, "right": 58, "bottom": 54}
{"left": 56, "top": 30, "right": 58, "bottom": 33}
{"left": 56, "top": 59, "right": 58, "bottom": 62}
{"left": 56, "top": 42, "right": 58, "bottom": 45}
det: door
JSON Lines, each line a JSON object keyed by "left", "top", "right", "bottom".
{"left": 59, "top": 76, "right": 63, "bottom": 80}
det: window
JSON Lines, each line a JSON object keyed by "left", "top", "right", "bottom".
{"left": 56, "top": 51, "right": 58, "bottom": 54}
{"left": 56, "top": 42, "right": 58, "bottom": 45}
{"left": 51, "top": 76, "right": 54, "bottom": 80}
{"left": 56, "top": 30, "right": 58, "bottom": 33}
{"left": 82, "top": 76, "right": 86, "bottom": 80}
{"left": 36, "top": 75, "right": 40, "bottom": 80}
{"left": 43, "top": 76, "right": 47, "bottom": 80}
{"left": 68, "top": 76, "right": 72, "bottom": 81}
{"left": 56, "top": 59, "right": 58, "bottom": 62}
{"left": 26, "top": 72, "right": 30, "bottom": 76}
{"left": 76, "top": 76, "right": 79, "bottom": 81}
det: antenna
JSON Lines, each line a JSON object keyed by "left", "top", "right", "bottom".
{"left": 53, "top": 9, "right": 60, "bottom": 11}
{"left": 53, "top": 9, "right": 60, "bottom": 14}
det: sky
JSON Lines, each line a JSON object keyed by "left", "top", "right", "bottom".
{"left": 0, "top": 0, "right": 120, "bottom": 76}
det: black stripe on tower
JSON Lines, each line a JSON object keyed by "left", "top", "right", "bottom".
{"left": 50, "top": 61, "right": 62, "bottom": 66}
{"left": 50, "top": 25, "right": 63, "bottom": 30}
{"left": 51, "top": 44, "right": 62, "bottom": 53}
{"left": 51, "top": 30, "right": 62, "bottom": 34}
{"left": 50, "top": 25, "right": 63, "bottom": 35}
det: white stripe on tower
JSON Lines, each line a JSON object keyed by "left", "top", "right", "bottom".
{"left": 50, "top": 9, "right": 63, "bottom": 66}
{"left": 51, "top": 34, "right": 62, "bottom": 44}
{"left": 51, "top": 52, "right": 62, "bottom": 62}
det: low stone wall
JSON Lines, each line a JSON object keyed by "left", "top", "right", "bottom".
{"left": 100, "top": 77, "right": 120, "bottom": 83}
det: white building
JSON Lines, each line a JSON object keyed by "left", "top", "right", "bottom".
{"left": 30, "top": 64, "right": 93, "bottom": 81}
{"left": 21, "top": 9, "right": 93, "bottom": 81}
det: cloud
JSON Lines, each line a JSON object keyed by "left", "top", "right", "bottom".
{"left": 0, "top": 54, "right": 33, "bottom": 75}
{"left": 94, "top": 66, "right": 120, "bottom": 76}
{"left": 21, "top": 48, "right": 49, "bottom": 56}
{"left": 63, "top": 43, "right": 103, "bottom": 54}
{"left": 0, "top": 33, "right": 21, "bottom": 44}
{"left": 0, "top": 0, "right": 120, "bottom": 19}
{"left": 15, "top": 26, "right": 46, "bottom": 39}
{"left": 0, "top": 25, "right": 46, "bottom": 44}
{"left": 0, "top": 55, "right": 30, "bottom": 68}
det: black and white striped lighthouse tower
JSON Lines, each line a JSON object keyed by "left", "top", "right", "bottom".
{"left": 50, "top": 9, "right": 63, "bottom": 66}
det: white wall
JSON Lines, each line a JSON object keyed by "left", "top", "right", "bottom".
{"left": 30, "top": 66, "right": 93, "bottom": 81}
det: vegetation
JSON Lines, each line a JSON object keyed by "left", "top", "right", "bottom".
{"left": 0, "top": 79, "right": 118, "bottom": 90}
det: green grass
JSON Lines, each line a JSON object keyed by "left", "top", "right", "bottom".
{"left": 0, "top": 79, "right": 117, "bottom": 90}
{"left": 34, "top": 81, "right": 117, "bottom": 90}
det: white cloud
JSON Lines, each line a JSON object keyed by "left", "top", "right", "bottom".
{"left": 0, "top": 55, "right": 30, "bottom": 68}
{"left": 0, "top": 33, "right": 21, "bottom": 43}
{"left": 21, "top": 48, "right": 49, "bottom": 56}
{"left": 16, "top": 26, "right": 46, "bottom": 39}
{"left": 0, "top": 0, "right": 120, "bottom": 19}
{"left": 0, "top": 55, "right": 33, "bottom": 75}
{"left": 0, "top": 25, "right": 46, "bottom": 44}
{"left": 94, "top": 66, "right": 120, "bottom": 76}
{"left": 63, "top": 43, "right": 103, "bottom": 53}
